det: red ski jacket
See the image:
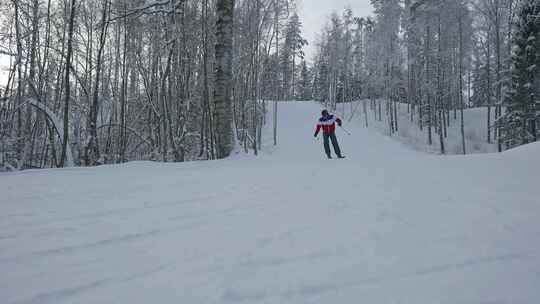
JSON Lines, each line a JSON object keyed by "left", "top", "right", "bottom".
{"left": 315, "top": 114, "right": 342, "bottom": 136}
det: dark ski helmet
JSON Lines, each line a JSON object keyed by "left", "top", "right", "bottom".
{"left": 321, "top": 109, "right": 329, "bottom": 116}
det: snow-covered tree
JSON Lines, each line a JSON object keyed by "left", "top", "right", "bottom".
{"left": 281, "top": 13, "right": 307, "bottom": 100}
{"left": 297, "top": 60, "right": 312, "bottom": 100}
{"left": 500, "top": 0, "right": 540, "bottom": 147}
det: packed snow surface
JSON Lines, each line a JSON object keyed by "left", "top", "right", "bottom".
{"left": 1, "top": 101, "right": 540, "bottom": 304}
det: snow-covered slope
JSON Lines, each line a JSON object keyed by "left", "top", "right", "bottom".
{"left": 1, "top": 101, "right": 539, "bottom": 304}
{"left": 344, "top": 101, "right": 500, "bottom": 154}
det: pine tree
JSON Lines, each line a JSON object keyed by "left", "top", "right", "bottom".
{"left": 500, "top": 0, "right": 540, "bottom": 147}
{"left": 281, "top": 13, "right": 308, "bottom": 100}
{"left": 313, "top": 53, "right": 330, "bottom": 102}
{"left": 298, "top": 60, "right": 312, "bottom": 100}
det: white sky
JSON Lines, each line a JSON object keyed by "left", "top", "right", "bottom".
{"left": 298, "top": 0, "right": 374, "bottom": 61}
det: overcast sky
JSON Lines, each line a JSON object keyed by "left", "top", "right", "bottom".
{"left": 298, "top": 0, "right": 374, "bottom": 61}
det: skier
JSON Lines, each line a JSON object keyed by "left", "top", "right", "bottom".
{"left": 314, "top": 109, "right": 345, "bottom": 159}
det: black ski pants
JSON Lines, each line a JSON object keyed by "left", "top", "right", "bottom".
{"left": 323, "top": 132, "right": 342, "bottom": 158}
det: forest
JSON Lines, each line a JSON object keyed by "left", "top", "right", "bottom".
{"left": 0, "top": 0, "right": 307, "bottom": 169}
{"left": 312, "top": 0, "right": 539, "bottom": 155}
{"left": 0, "top": 0, "right": 538, "bottom": 170}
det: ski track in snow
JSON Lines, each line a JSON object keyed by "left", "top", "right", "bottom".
{"left": 1, "top": 101, "right": 540, "bottom": 304}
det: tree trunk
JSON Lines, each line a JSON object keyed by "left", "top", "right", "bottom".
{"left": 459, "top": 11, "right": 466, "bottom": 155}
{"left": 87, "top": 0, "right": 110, "bottom": 166}
{"left": 426, "top": 25, "right": 432, "bottom": 146}
{"left": 60, "top": 0, "right": 77, "bottom": 168}
{"left": 486, "top": 29, "right": 492, "bottom": 144}
{"left": 273, "top": 0, "right": 279, "bottom": 146}
{"left": 437, "top": 16, "right": 445, "bottom": 154}
{"left": 214, "top": 0, "right": 235, "bottom": 158}
{"left": 495, "top": 0, "right": 503, "bottom": 152}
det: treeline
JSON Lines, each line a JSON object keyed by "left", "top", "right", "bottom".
{"left": 0, "top": 0, "right": 308, "bottom": 170}
{"left": 311, "top": 0, "right": 539, "bottom": 154}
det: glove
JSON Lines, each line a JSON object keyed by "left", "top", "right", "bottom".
{"left": 314, "top": 133, "right": 318, "bottom": 138}
{"left": 338, "top": 122, "right": 342, "bottom": 127}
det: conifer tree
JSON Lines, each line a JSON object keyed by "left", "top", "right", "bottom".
{"left": 500, "top": 0, "right": 540, "bottom": 147}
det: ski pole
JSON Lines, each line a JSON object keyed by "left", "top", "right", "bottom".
{"left": 340, "top": 126, "right": 351, "bottom": 136}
